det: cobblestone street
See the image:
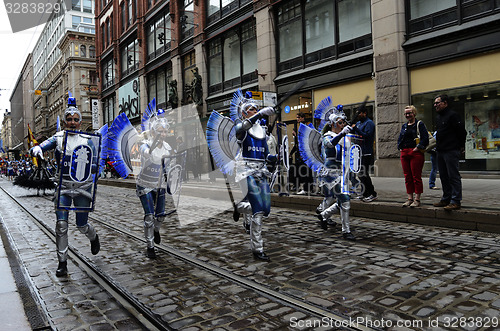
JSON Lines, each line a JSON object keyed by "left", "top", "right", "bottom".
{"left": 1, "top": 178, "right": 500, "bottom": 330}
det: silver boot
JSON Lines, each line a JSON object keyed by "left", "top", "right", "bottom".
{"left": 154, "top": 216, "right": 165, "bottom": 244}
{"left": 55, "top": 219, "right": 69, "bottom": 263}
{"left": 340, "top": 201, "right": 355, "bottom": 240}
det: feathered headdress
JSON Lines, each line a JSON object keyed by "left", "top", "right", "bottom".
{"left": 229, "top": 89, "right": 259, "bottom": 122}
{"left": 314, "top": 96, "right": 346, "bottom": 131}
{"left": 64, "top": 91, "right": 81, "bottom": 121}
{"left": 141, "top": 98, "right": 170, "bottom": 134}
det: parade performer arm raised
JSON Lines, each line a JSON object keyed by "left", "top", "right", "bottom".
{"left": 206, "top": 89, "right": 277, "bottom": 261}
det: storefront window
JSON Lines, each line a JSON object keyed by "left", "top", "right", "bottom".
{"left": 412, "top": 82, "right": 500, "bottom": 171}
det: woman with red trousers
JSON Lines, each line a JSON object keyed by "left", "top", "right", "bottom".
{"left": 397, "top": 105, "right": 429, "bottom": 208}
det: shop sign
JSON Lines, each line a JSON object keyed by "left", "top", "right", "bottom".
{"left": 118, "top": 78, "right": 140, "bottom": 120}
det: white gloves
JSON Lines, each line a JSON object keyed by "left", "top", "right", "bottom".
{"left": 259, "top": 106, "right": 276, "bottom": 117}
{"left": 31, "top": 146, "right": 43, "bottom": 158}
{"left": 340, "top": 125, "right": 352, "bottom": 136}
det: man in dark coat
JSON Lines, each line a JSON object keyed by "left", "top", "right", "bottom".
{"left": 432, "top": 94, "right": 467, "bottom": 210}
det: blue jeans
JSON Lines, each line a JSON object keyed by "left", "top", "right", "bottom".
{"left": 429, "top": 151, "right": 438, "bottom": 188}
{"left": 437, "top": 149, "right": 462, "bottom": 204}
{"left": 55, "top": 194, "right": 91, "bottom": 226}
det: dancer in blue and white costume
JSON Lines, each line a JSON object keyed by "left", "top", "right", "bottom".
{"left": 136, "top": 114, "right": 172, "bottom": 259}
{"left": 207, "top": 90, "right": 277, "bottom": 261}
{"left": 298, "top": 96, "right": 357, "bottom": 240}
{"left": 107, "top": 99, "right": 175, "bottom": 259}
{"left": 30, "top": 95, "right": 101, "bottom": 277}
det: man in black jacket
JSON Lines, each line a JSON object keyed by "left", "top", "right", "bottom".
{"left": 432, "top": 94, "right": 467, "bottom": 210}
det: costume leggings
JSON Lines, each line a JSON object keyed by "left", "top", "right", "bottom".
{"left": 55, "top": 194, "right": 91, "bottom": 225}
{"left": 245, "top": 175, "right": 270, "bottom": 216}
{"left": 139, "top": 188, "right": 166, "bottom": 216}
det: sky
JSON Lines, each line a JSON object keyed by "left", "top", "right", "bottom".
{"left": 0, "top": 4, "right": 44, "bottom": 127}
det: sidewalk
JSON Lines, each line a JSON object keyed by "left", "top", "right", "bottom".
{"left": 99, "top": 174, "right": 500, "bottom": 233}
{"left": 0, "top": 224, "right": 31, "bottom": 331}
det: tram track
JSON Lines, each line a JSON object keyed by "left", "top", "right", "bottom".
{"left": 1, "top": 186, "right": 170, "bottom": 331}
{"left": 5, "top": 181, "right": 500, "bottom": 330}
{"left": 2, "top": 185, "right": 376, "bottom": 331}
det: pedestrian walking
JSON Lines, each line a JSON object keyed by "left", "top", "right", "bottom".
{"left": 432, "top": 94, "right": 467, "bottom": 210}
{"left": 397, "top": 105, "right": 429, "bottom": 208}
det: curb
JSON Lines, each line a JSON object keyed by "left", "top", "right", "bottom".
{"left": 98, "top": 179, "right": 500, "bottom": 234}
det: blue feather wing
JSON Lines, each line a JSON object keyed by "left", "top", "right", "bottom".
{"left": 229, "top": 89, "right": 244, "bottom": 122}
{"left": 97, "top": 124, "right": 108, "bottom": 176}
{"left": 107, "top": 113, "right": 139, "bottom": 178}
{"left": 298, "top": 123, "right": 323, "bottom": 172}
{"left": 141, "top": 98, "right": 157, "bottom": 132}
{"left": 314, "top": 96, "right": 335, "bottom": 132}
{"left": 206, "top": 111, "right": 239, "bottom": 175}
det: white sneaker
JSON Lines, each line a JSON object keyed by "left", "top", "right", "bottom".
{"left": 297, "top": 190, "right": 306, "bottom": 195}
{"left": 362, "top": 195, "right": 377, "bottom": 202}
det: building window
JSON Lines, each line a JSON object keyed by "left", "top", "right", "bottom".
{"left": 80, "top": 45, "right": 86, "bottom": 57}
{"left": 208, "top": 39, "right": 222, "bottom": 89}
{"left": 181, "top": 0, "right": 195, "bottom": 40}
{"left": 72, "top": 15, "right": 81, "bottom": 29}
{"left": 89, "top": 45, "right": 95, "bottom": 58}
{"left": 106, "top": 19, "right": 111, "bottom": 46}
{"left": 278, "top": 0, "right": 302, "bottom": 64}
{"left": 183, "top": 52, "right": 196, "bottom": 99}
{"left": 101, "top": 24, "right": 106, "bottom": 50}
{"left": 277, "top": 0, "right": 371, "bottom": 73}
{"left": 89, "top": 70, "right": 97, "bottom": 85}
{"left": 224, "top": 31, "right": 240, "bottom": 84}
{"left": 83, "top": 0, "right": 92, "bottom": 13}
{"left": 72, "top": 0, "right": 81, "bottom": 11}
{"left": 103, "top": 96, "right": 115, "bottom": 126}
{"left": 121, "top": 2, "right": 126, "bottom": 32}
{"left": 207, "top": 0, "right": 252, "bottom": 25}
{"left": 146, "top": 10, "right": 171, "bottom": 61}
{"left": 128, "top": 0, "right": 134, "bottom": 26}
{"left": 102, "top": 57, "right": 114, "bottom": 90}
{"left": 147, "top": 65, "right": 172, "bottom": 109}
{"left": 121, "top": 39, "right": 139, "bottom": 76}
{"left": 207, "top": 20, "right": 257, "bottom": 95}
{"left": 407, "top": 0, "right": 500, "bottom": 36}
